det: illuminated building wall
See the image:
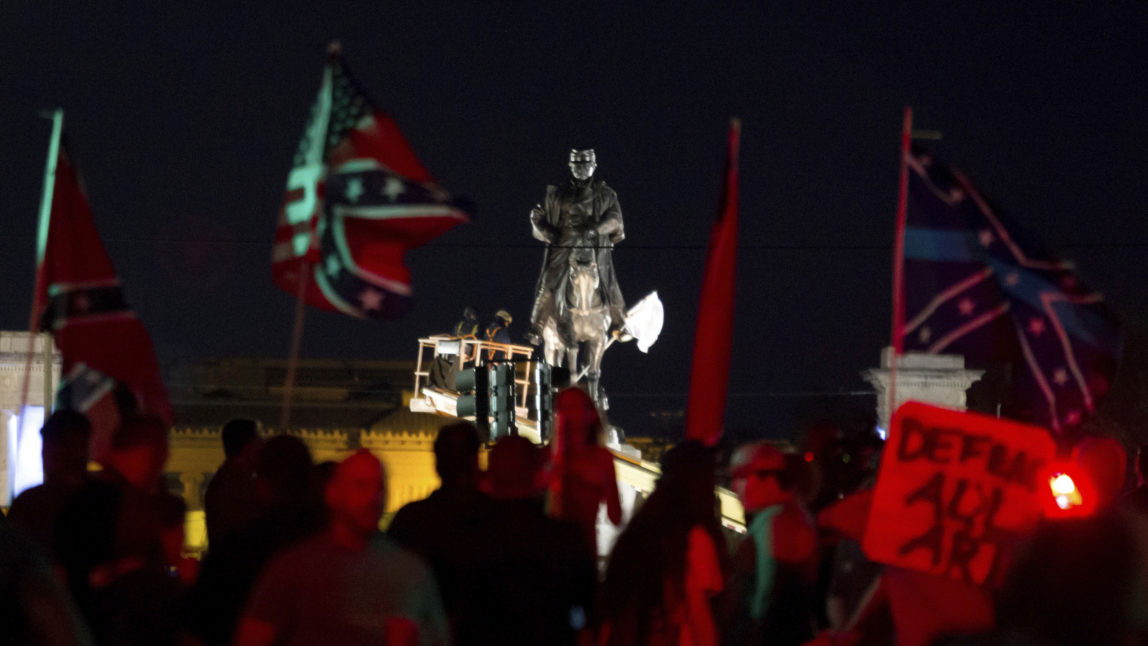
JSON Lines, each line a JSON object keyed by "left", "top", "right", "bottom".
{"left": 0, "top": 332, "right": 61, "bottom": 506}
{"left": 164, "top": 358, "right": 446, "bottom": 554}
{"left": 169, "top": 406, "right": 443, "bottom": 555}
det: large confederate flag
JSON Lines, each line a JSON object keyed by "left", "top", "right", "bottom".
{"left": 271, "top": 47, "right": 472, "bottom": 319}
{"left": 899, "top": 149, "right": 1122, "bottom": 434}
{"left": 37, "top": 136, "right": 172, "bottom": 460}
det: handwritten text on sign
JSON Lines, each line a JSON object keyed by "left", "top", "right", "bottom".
{"left": 862, "top": 402, "right": 1056, "bottom": 586}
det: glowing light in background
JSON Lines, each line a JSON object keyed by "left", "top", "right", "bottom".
{"left": 875, "top": 426, "right": 887, "bottom": 441}
{"left": 9, "top": 406, "right": 45, "bottom": 497}
{"left": 1048, "top": 472, "right": 1083, "bottom": 512}
{"left": 1050, "top": 473, "right": 1076, "bottom": 495}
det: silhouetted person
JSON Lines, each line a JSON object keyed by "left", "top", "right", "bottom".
{"left": 467, "top": 435, "right": 596, "bottom": 646}
{"left": 548, "top": 387, "right": 622, "bottom": 555}
{"left": 54, "top": 413, "right": 184, "bottom": 645}
{"left": 941, "top": 512, "right": 1148, "bottom": 646}
{"left": 55, "top": 414, "right": 169, "bottom": 600}
{"left": 189, "top": 435, "right": 321, "bottom": 646}
{"left": 0, "top": 519, "right": 93, "bottom": 645}
{"left": 8, "top": 410, "right": 92, "bottom": 556}
{"left": 724, "top": 442, "right": 818, "bottom": 646}
{"left": 204, "top": 418, "right": 262, "bottom": 549}
{"left": 235, "top": 450, "right": 448, "bottom": 646}
{"left": 389, "top": 422, "right": 493, "bottom": 636}
{"left": 601, "top": 441, "right": 725, "bottom": 646}
{"left": 1123, "top": 443, "right": 1148, "bottom": 518}
{"left": 453, "top": 306, "right": 481, "bottom": 367}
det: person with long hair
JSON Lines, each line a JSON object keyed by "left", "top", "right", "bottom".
{"left": 548, "top": 387, "right": 623, "bottom": 553}
{"left": 598, "top": 441, "right": 725, "bottom": 646}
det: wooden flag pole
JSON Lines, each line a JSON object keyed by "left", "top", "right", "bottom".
{"left": 279, "top": 259, "right": 310, "bottom": 431}
{"left": 888, "top": 107, "right": 913, "bottom": 429}
{"left": 278, "top": 42, "right": 343, "bottom": 432}
{"left": 16, "top": 109, "right": 64, "bottom": 475}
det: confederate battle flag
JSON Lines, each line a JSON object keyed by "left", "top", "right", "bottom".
{"left": 271, "top": 45, "right": 472, "bottom": 319}
{"left": 35, "top": 119, "right": 172, "bottom": 461}
{"left": 899, "top": 149, "right": 1122, "bottom": 435}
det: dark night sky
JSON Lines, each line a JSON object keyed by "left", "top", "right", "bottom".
{"left": 2, "top": 3, "right": 1146, "bottom": 435}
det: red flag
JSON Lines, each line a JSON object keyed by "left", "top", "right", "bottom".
{"left": 685, "top": 120, "right": 740, "bottom": 445}
{"left": 271, "top": 47, "right": 472, "bottom": 319}
{"left": 37, "top": 135, "right": 172, "bottom": 461}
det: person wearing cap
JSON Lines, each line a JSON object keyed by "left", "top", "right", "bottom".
{"left": 725, "top": 442, "right": 818, "bottom": 646}
{"left": 484, "top": 309, "right": 513, "bottom": 361}
{"left": 430, "top": 307, "right": 479, "bottom": 390}
{"left": 452, "top": 306, "right": 480, "bottom": 340}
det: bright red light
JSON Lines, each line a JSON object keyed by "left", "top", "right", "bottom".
{"left": 804, "top": 451, "right": 814, "bottom": 463}
{"left": 1050, "top": 473, "right": 1076, "bottom": 496}
{"left": 1043, "top": 466, "right": 1091, "bottom": 518}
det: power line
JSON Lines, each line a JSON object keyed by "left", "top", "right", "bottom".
{"left": 610, "top": 390, "right": 875, "bottom": 398}
{"left": 2, "top": 234, "right": 1147, "bottom": 251}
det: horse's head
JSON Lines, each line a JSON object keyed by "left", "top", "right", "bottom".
{"left": 568, "top": 234, "right": 600, "bottom": 292}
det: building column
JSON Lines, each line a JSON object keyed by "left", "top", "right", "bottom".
{"left": 0, "top": 332, "right": 63, "bottom": 507}
{"left": 179, "top": 471, "right": 206, "bottom": 510}
{"left": 0, "top": 410, "right": 12, "bottom": 506}
{"left": 861, "top": 347, "right": 985, "bottom": 433}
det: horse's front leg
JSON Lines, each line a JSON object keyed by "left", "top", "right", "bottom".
{"left": 584, "top": 334, "right": 607, "bottom": 406}
{"left": 546, "top": 334, "right": 563, "bottom": 368}
{"left": 566, "top": 345, "right": 579, "bottom": 386}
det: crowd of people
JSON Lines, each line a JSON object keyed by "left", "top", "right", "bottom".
{"left": 4, "top": 388, "right": 1148, "bottom": 646}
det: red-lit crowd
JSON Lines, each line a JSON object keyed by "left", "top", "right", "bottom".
{"left": 4, "top": 387, "right": 1148, "bottom": 646}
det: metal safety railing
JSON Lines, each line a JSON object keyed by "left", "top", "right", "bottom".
{"left": 413, "top": 336, "right": 537, "bottom": 411}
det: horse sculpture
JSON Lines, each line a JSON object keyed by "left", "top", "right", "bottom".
{"left": 541, "top": 232, "right": 613, "bottom": 406}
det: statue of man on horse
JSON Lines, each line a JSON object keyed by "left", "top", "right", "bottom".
{"left": 526, "top": 149, "right": 631, "bottom": 402}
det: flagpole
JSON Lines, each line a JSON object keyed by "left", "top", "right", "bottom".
{"left": 279, "top": 259, "right": 309, "bottom": 431}
{"left": 888, "top": 107, "right": 913, "bottom": 431}
{"left": 17, "top": 109, "right": 64, "bottom": 460}
{"left": 277, "top": 42, "right": 345, "bottom": 432}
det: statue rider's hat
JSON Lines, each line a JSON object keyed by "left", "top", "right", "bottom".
{"left": 569, "top": 149, "right": 596, "bottom": 164}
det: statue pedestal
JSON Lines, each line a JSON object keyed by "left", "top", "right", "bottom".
{"left": 0, "top": 332, "right": 62, "bottom": 506}
{"left": 861, "top": 347, "right": 984, "bottom": 433}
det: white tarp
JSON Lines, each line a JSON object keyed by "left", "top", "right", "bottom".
{"left": 624, "top": 291, "right": 665, "bottom": 353}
